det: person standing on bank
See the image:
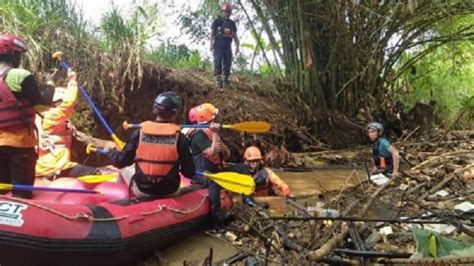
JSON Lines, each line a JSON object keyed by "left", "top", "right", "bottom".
{"left": 210, "top": 3, "right": 240, "bottom": 89}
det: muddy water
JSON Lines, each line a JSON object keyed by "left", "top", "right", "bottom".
{"left": 157, "top": 168, "right": 366, "bottom": 265}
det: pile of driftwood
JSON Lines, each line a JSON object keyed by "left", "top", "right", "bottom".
{"left": 208, "top": 130, "right": 473, "bottom": 265}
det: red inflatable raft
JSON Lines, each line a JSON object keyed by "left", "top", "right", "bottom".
{"left": 0, "top": 175, "right": 231, "bottom": 266}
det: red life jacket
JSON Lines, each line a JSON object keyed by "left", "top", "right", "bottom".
{"left": 135, "top": 121, "right": 180, "bottom": 183}
{"left": 0, "top": 68, "right": 35, "bottom": 131}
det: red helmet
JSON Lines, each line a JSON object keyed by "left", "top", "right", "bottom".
{"left": 221, "top": 3, "right": 232, "bottom": 12}
{"left": 188, "top": 106, "right": 198, "bottom": 124}
{"left": 0, "top": 34, "right": 27, "bottom": 54}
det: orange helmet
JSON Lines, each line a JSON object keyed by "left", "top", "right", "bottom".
{"left": 244, "top": 146, "right": 262, "bottom": 161}
{"left": 195, "top": 103, "right": 218, "bottom": 124}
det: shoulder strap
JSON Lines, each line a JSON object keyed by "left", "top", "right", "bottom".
{"left": 0, "top": 67, "right": 12, "bottom": 79}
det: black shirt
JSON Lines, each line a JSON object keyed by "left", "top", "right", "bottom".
{"left": 211, "top": 17, "right": 237, "bottom": 50}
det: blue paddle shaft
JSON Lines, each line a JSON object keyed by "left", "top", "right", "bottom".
{"left": 58, "top": 60, "right": 115, "bottom": 137}
{"left": 11, "top": 184, "right": 99, "bottom": 194}
{"left": 127, "top": 124, "right": 215, "bottom": 130}
{"left": 181, "top": 124, "right": 215, "bottom": 129}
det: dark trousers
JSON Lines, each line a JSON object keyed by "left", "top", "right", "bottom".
{"left": 0, "top": 146, "right": 37, "bottom": 198}
{"left": 192, "top": 174, "right": 222, "bottom": 223}
{"left": 213, "top": 48, "right": 232, "bottom": 78}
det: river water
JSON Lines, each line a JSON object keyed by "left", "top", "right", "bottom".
{"left": 144, "top": 168, "right": 366, "bottom": 265}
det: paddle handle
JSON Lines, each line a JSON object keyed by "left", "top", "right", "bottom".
{"left": 0, "top": 183, "right": 102, "bottom": 194}
{"left": 86, "top": 144, "right": 107, "bottom": 155}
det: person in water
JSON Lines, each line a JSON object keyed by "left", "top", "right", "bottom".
{"left": 104, "top": 91, "right": 195, "bottom": 197}
{"left": 229, "top": 146, "right": 293, "bottom": 208}
{"left": 367, "top": 122, "right": 400, "bottom": 177}
{"left": 0, "top": 34, "right": 53, "bottom": 198}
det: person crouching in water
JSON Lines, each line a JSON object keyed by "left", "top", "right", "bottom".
{"left": 103, "top": 92, "right": 195, "bottom": 197}
{"left": 230, "top": 146, "right": 293, "bottom": 207}
{"left": 367, "top": 122, "right": 400, "bottom": 178}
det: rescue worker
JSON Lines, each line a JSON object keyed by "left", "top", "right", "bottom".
{"left": 104, "top": 91, "right": 195, "bottom": 197}
{"left": 35, "top": 69, "right": 100, "bottom": 178}
{"left": 230, "top": 146, "right": 293, "bottom": 207}
{"left": 188, "top": 103, "right": 230, "bottom": 226}
{"left": 0, "top": 34, "right": 53, "bottom": 198}
{"left": 210, "top": 2, "right": 240, "bottom": 89}
{"left": 367, "top": 122, "right": 400, "bottom": 177}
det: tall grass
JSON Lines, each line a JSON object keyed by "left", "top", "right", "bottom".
{"left": 0, "top": 0, "right": 90, "bottom": 72}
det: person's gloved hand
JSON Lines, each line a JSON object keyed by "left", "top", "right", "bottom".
{"left": 243, "top": 196, "right": 269, "bottom": 209}
{"left": 209, "top": 122, "right": 221, "bottom": 133}
{"left": 46, "top": 68, "right": 59, "bottom": 85}
{"left": 97, "top": 146, "right": 115, "bottom": 155}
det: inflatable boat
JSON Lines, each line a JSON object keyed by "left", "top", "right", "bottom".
{"left": 0, "top": 175, "right": 231, "bottom": 266}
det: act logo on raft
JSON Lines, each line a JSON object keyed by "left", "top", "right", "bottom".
{"left": 0, "top": 201, "right": 28, "bottom": 227}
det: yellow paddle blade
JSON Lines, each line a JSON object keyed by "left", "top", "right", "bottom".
{"left": 223, "top": 121, "right": 271, "bottom": 133}
{"left": 204, "top": 172, "right": 255, "bottom": 195}
{"left": 78, "top": 173, "right": 118, "bottom": 183}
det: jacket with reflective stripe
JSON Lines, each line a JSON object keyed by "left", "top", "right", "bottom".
{"left": 135, "top": 121, "right": 180, "bottom": 183}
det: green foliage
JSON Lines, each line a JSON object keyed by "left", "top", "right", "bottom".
{"left": 178, "top": 0, "right": 221, "bottom": 44}
{"left": 99, "top": 2, "right": 162, "bottom": 52}
{"left": 147, "top": 41, "right": 211, "bottom": 71}
{"left": 395, "top": 15, "right": 474, "bottom": 125}
{"left": 0, "top": 0, "right": 88, "bottom": 71}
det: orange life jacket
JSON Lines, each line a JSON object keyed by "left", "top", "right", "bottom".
{"left": 0, "top": 68, "right": 35, "bottom": 131}
{"left": 135, "top": 121, "right": 180, "bottom": 183}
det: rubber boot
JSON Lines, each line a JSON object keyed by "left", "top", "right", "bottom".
{"left": 215, "top": 75, "right": 223, "bottom": 89}
{"left": 223, "top": 76, "right": 230, "bottom": 87}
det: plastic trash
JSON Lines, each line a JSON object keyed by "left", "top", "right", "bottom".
{"left": 370, "top": 173, "right": 390, "bottom": 186}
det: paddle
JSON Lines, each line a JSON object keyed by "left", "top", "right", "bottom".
{"left": 197, "top": 171, "right": 256, "bottom": 195}
{"left": 0, "top": 183, "right": 103, "bottom": 194}
{"left": 123, "top": 121, "right": 271, "bottom": 134}
{"left": 77, "top": 173, "right": 118, "bottom": 184}
{"left": 71, "top": 167, "right": 255, "bottom": 195}
{"left": 52, "top": 51, "right": 125, "bottom": 150}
